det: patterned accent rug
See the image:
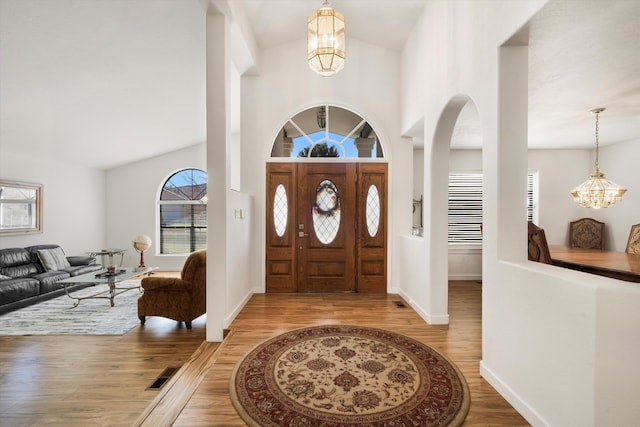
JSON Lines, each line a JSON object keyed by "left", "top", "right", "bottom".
{"left": 230, "top": 325, "right": 470, "bottom": 426}
{"left": 0, "top": 281, "right": 142, "bottom": 335}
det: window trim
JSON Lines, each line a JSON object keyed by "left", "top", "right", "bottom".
{"left": 158, "top": 168, "right": 207, "bottom": 255}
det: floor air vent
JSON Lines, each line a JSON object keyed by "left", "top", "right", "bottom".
{"left": 393, "top": 300, "right": 407, "bottom": 308}
{"left": 147, "top": 366, "right": 179, "bottom": 390}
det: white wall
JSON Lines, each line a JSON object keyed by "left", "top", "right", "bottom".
{"left": 105, "top": 135, "right": 256, "bottom": 337}
{"left": 440, "top": 147, "right": 637, "bottom": 279}
{"left": 445, "top": 149, "right": 591, "bottom": 280}
{"left": 225, "top": 189, "right": 255, "bottom": 323}
{"left": 530, "top": 143, "right": 639, "bottom": 251}
{"left": 594, "top": 139, "right": 640, "bottom": 251}
{"left": 400, "top": 1, "right": 640, "bottom": 426}
{"left": 0, "top": 151, "right": 105, "bottom": 255}
{"left": 105, "top": 143, "right": 206, "bottom": 270}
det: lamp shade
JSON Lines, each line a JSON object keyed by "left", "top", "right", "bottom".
{"left": 307, "top": 1, "right": 345, "bottom": 76}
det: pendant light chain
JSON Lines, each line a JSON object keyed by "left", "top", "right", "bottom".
{"left": 594, "top": 109, "right": 600, "bottom": 171}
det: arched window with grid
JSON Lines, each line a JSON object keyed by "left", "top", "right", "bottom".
{"left": 159, "top": 169, "right": 207, "bottom": 254}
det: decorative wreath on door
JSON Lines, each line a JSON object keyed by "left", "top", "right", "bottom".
{"left": 314, "top": 180, "right": 340, "bottom": 217}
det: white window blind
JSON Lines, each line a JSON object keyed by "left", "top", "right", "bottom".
{"left": 527, "top": 171, "right": 538, "bottom": 223}
{"left": 448, "top": 171, "right": 538, "bottom": 245}
{"left": 448, "top": 173, "right": 483, "bottom": 245}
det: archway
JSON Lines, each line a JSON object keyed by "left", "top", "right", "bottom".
{"left": 426, "top": 95, "right": 482, "bottom": 322}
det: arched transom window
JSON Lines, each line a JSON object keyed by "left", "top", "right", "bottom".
{"left": 271, "top": 105, "right": 384, "bottom": 159}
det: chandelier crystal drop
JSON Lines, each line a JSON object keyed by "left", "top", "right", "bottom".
{"left": 307, "top": 0, "right": 345, "bottom": 76}
{"left": 570, "top": 108, "right": 626, "bottom": 209}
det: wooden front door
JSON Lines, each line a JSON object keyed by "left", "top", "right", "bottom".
{"left": 266, "top": 162, "right": 386, "bottom": 293}
{"left": 297, "top": 163, "right": 356, "bottom": 292}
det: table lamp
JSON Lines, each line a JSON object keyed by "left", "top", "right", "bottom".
{"left": 132, "top": 235, "right": 152, "bottom": 271}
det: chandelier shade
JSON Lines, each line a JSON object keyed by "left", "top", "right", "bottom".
{"left": 307, "top": 0, "right": 345, "bottom": 76}
{"left": 570, "top": 108, "right": 626, "bottom": 209}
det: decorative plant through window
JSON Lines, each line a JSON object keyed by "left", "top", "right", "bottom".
{"left": 297, "top": 142, "right": 340, "bottom": 158}
{"left": 159, "top": 169, "right": 207, "bottom": 254}
{"left": 312, "top": 180, "right": 341, "bottom": 244}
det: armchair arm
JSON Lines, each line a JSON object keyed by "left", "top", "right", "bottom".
{"left": 141, "top": 277, "right": 193, "bottom": 292}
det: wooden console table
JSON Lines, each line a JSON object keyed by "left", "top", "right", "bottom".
{"left": 549, "top": 245, "right": 640, "bottom": 283}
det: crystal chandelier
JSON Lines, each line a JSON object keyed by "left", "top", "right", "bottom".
{"left": 307, "top": 0, "right": 345, "bottom": 76}
{"left": 570, "top": 108, "right": 626, "bottom": 209}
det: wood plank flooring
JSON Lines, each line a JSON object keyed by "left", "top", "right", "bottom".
{"left": 0, "top": 317, "right": 209, "bottom": 426}
{"left": 0, "top": 272, "right": 210, "bottom": 427}
{"left": 0, "top": 280, "right": 529, "bottom": 426}
{"left": 174, "top": 281, "right": 530, "bottom": 426}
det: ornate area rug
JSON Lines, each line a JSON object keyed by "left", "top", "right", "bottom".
{"left": 230, "top": 325, "right": 470, "bottom": 426}
{"left": 0, "top": 280, "right": 142, "bottom": 335}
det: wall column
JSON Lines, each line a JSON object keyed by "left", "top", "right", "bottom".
{"left": 205, "top": 8, "right": 229, "bottom": 342}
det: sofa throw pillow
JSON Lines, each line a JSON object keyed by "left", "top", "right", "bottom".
{"left": 37, "top": 247, "right": 71, "bottom": 271}
{"left": 0, "top": 273, "right": 11, "bottom": 280}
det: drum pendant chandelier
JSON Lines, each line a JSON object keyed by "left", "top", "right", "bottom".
{"left": 570, "top": 108, "right": 626, "bottom": 209}
{"left": 307, "top": 0, "right": 345, "bottom": 76}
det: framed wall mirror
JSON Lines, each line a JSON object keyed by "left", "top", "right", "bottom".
{"left": 0, "top": 179, "right": 43, "bottom": 235}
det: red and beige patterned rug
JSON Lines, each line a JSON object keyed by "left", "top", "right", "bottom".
{"left": 230, "top": 325, "right": 470, "bottom": 426}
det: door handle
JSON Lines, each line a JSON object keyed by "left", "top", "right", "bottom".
{"left": 298, "top": 232, "right": 309, "bottom": 237}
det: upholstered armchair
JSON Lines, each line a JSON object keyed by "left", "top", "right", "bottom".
{"left": 528, "top": 221, "right": 552, "bottom": 264}
{"left": 138, "top": 250, "right": 206, "bottom": 329}
{"left": 569, "top": 218, "right": 605, "bottom": 250}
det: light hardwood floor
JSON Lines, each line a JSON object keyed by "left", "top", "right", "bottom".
{"left": 174, "top": 281, "right": 530, "bottom": 426}
{"left": 0, "top": 280, "right": 529, "bottom": 426}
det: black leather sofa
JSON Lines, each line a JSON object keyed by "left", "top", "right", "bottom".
{"left": 0, "top": 244, "right": 102, "bottom": 314}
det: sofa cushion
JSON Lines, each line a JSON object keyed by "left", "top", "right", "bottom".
{"left": 33, "top": 271, "right": 72, "bottom": 294}
{"left": 1, "top": 263, "right": 40, "bottom": 279}
{"left": 37, "top": 247, "right": 71, "bottom": 272}
{"left": 0, "top": 274, "right": 11, "bottom": 280}
{"left": 0, "top": 248, "right": 32, "bottom": 268}
{"left": 0, "top": 278, "right": 40, "bottom": 304}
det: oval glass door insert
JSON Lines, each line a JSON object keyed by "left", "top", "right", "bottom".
{"left": 312, "top": 179, "right": 341, "bottom": 244}
{"left": 273, "top": 184, "right": 288, "bottom": 237}
{"left": 366, "top": 184, "right": 380, "bottom": 237}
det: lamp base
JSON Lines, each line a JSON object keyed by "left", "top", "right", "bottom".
{"left": 136, "top": 250, "right": 146, "bottom": 270}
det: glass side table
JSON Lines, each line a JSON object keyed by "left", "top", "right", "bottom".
{"left": 89, "top": 249, "right": 127, "bottom": 271}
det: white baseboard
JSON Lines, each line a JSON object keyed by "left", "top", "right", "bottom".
{"left": 479, "top": 361, "right": 548, "bottom": 426}
{"left": 448, "top": 274, "right": 482, "bottom": 281}
{"left": 397, "top": 289, "right": 450, "bottom": 325}
{"left": 223, "top": 287, "right": 256, "bottom": 328}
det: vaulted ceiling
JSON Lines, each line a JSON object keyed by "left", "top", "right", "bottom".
{"left": 0, "top": 0, "right": 638, "bottom": 169}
